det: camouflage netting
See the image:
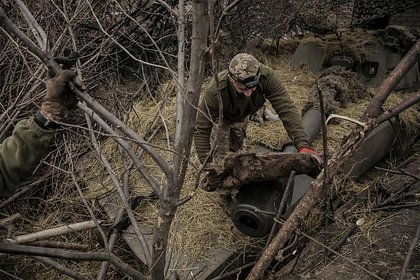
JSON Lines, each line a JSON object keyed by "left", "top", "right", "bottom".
{"left": 351, "top": 0, "right": 420, "bottom": 26}
{"left": 378, "top": 25, "right": 420, "bottom": 54}
{"left": 220, "top": 0, "right": 420, "bottom": 53}
{"left": 221, "top": 0, "right": 354, "bottom": 47}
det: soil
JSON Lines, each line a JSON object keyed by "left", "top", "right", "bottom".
{"left": 276, "top": 153, "right": 420, "bottom": 280}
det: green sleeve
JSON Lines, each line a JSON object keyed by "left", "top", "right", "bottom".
{"left": 194, "top": 71, "right": 228, "bottom": 164}
{"left": 262, "top": 66, "right": 309, "bottom": 149}
{"left": 194, "top": 87, "right": 219, "bottom": 164}
{"left": 0, "top": 118, "right": 55, "bottom": 196}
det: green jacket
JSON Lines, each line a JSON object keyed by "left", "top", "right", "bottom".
{"left": 194, "top": 64, "right": 308, "bottom": 163}
{"left": 0, "top": 118, "right": 55, "bottom": 196}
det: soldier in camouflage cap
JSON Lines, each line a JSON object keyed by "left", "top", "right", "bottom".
{"left": 228, "top": 53, "right": 260, "bottom": 84}
{"left": 194, "top": 52, "right": 318, "bottom": 214}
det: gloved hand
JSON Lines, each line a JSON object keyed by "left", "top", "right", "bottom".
{"left": 298, "top": 146, "right": 319, "bottom": 157}
{"left": 41, "top": 51, "right": 82, "bottom": 122}
{"left": 299, "top": 146, "right": 322, "bottom": 164}
{"left": 200, "top": 170, "right": 222, "bottom": 192}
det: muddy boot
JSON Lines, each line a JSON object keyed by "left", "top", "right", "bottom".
{"left": 219, "top": 194, "right": 233, "bottom": 215}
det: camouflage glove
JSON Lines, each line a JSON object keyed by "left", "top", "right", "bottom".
{"left": 41, "top": 51, "right": 82, "bottom": 123}
{"left": 200, "top": 170, "right": 222, "bottom": 192}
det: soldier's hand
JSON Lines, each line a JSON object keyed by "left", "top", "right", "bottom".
{"left": 199, "top": 171, "right": 221, "bottom": 192}
{"left": 41, "top": 51, "right": 83, "bottom": 122}
{"left": 299, "top": 146, "right": 322, "bottom": 165}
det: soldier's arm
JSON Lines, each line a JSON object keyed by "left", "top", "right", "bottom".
{"left": 194, "top": 88, "right": 219, "bottom": 164}
{"left": 263, "top": 66, "right": 309, "bottom": 149}
{"left": 0, "top": 118, "right": 55, "bottom": 196}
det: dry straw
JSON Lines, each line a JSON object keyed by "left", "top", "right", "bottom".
{"left": 14, "top": 45, "right": 420, "bottom": 278}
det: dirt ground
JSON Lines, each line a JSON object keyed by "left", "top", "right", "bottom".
{"left": 276, "top": 153, "right": 420, "bottom": 280}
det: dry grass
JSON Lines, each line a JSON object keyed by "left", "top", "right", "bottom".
{"left": 4, "top": 43, "right": 419, "bottom": 279}
{"left": 75, "top": 51, "right": 419, "bottom": 272}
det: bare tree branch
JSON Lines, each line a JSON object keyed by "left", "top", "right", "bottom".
{"left": 376, "top": 90, "right": 420, "bottom": 125}
{"left": 399, "top": 224, "right": 420, "bottom": 280}
{"left": 150, "top": 0, "right": 209, "bottom": 278}
{"left": 7, "top": 220, "right": 102, "bottom": 244}
{"left": 364, "top": 39, "right": 420, "bottom": 119}
{"left": 32, "top": 256, "right": 86, "bottom": 280}
{"left": 83, "top": 110, "right": 152, "bottom": 267}
{"left": 14, "top": 0, "right": 47, "bottom": 50}
{"left": 0, "top": 5, "right": 172, "bottom": 178}
{"left": 0, "top": 242, "right": 146, "bottom": 280}
{"left": 64, "top": 138, "right": 109, "bottom": 251}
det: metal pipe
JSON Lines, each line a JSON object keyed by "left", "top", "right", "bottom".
{"left": 343, "top": 119, "right": 398, "bottom": 180}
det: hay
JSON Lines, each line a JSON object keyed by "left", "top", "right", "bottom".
{"left": 354, "top": 211, "right": 387, "bottom": 244}
{"left": 6, "top": 43, "right": 419, "bottom": 279}
{"left": 74, "top": 82, "right": 254, "bottom": 269}
{"left": 300, "top": 28, "right": 381, "bottom": 52}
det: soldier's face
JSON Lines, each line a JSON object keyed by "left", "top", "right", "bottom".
{"left": 231, "top": 80, "right": 257, "bottom": 97}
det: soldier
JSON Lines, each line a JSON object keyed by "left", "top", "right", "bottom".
{"left": 194, "top": 53, "right": 319, "bottom": 212}
{"left": 0, "top": 69, "right": 81, "bottom": 196}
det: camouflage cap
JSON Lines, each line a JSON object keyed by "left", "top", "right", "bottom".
{"left": 228, "top": 53, "right": 260, "bottom": 82}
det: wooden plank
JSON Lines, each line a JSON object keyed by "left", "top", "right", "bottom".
{"left": 98, "top": 192, "right": 152, "bottom": 264}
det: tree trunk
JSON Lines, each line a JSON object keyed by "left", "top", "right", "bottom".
{"left": 151, "top": 0, "right": 209, "bottom": 279}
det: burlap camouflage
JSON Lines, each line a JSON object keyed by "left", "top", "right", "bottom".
{"left": 208, "top": 119, "right": 248, "bottom": 196}
{"left": 210, "top": 118, "right": 248, "bottom": 162}
{"left": 228, "top": 53, "right": 260, "bottom": 81}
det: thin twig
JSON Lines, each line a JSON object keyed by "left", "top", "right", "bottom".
{"left": 316, "top": 82, "right": 332, "bottom": 262}
{"left": 0, "top": 242, "right": 146, "bottom": 280}
{"left": 64, "top": 137, "right": 109, "bottom": 251}
{"left": 97, "top": 207, "right": 126, "bottom": 280}
{"left": 78, "top": 102, "right": 160, "bottom": 193}
{"left": 97, "top": 143, "right": 134, "bottom": 280}
{"left": 294, "top": 227, "right": 383, "bottom": 280}
{"left": 303, "top": 223, "right": 358, "bottom": 272}
{"left": 378, "top": 181, "right": 417, "bottom": 208}
{"left": 371, "top": 202, "right": 420, "bottom": 212}
{"left": 14, "top": 0, "right": 47, "bottom": 50}
{"left": 32, "top": 256, "right": 86, "bottom": 280}
{"left": 0, "top": 268, "right": 23, "bottom": 280}
{"left": 375, "top": 166, "right": 420, "bottom": 181}
{"left": 213, "top": 0, "right": 244, "bottom": 42}
{"left": 210, "top": 261, "right": 256, "bottom": 280}
{"left": 83, "top": 110, "right": 152, "bottom": 267}
{"left": 84, "top": 0, "right": 174, "bottom": 74}
{"left": 266, "top": 171, "right": 296, "bottom": 247}
{"left": 399, "top": 224, "right": 420, "bottom": 280}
